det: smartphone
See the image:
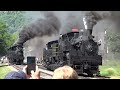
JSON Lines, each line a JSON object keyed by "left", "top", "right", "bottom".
{"left": 27, "top": 56, "right": 36, "bottom": 75}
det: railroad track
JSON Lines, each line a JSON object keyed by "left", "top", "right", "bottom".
{"left": 12, "top": 65, "right": 24, "bottom": 71}
{"left": 12, "top": 65, "right": 110, "bottom": 79}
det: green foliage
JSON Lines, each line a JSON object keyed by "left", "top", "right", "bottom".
{"left": 100, "top": 66, "right": 120, "bottom": 76}
{"left": 100, "top": 60, "right": 120, "bottom": 76}
{"left": 106, "top": 31, "right": 120, "bottom": 53}
{"left": 0, "top": 20, "right": 8, "bottom": 54}
{"left": 0, "top": 11, "right": 32, "bottom": 55}
{"left": 0, "top": 66, "right": 12, "bottom": 79}
{"left": 0, "top": 11, "right": 30, "bottom": 33}
{"left": 0, "top": 20, "right": 18, "bottom": 55}
{"left": 100, "top": 67, "right": 117, "bottom": 76}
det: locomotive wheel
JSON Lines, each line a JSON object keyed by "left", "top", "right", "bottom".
{"left": 88, "top": 73, "right": 93, "bottom": 77}
{"left": 86, "top": 70, "right": 94, "bottom": 77}
{"left": 96, "top": 71, "right": 101, "bottom": 76}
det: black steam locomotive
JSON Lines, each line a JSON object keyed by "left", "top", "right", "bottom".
{"left": 7, "top": 44, "right": 24, "bottom": 65}
{"left": 42, "top": 29, "right": 102, "bottom": 76}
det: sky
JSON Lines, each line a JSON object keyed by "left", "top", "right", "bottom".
{"left": 24, "top": 11, "right": 77, "bottom": 24}
{"left": 25, "top": 11, "right": 43, "bottom": 23}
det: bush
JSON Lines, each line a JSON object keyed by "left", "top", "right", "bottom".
{"left": 100, "top": 67, "right": 117, "bottom": 76}
{"left": 106, "top": 68, "right": 116, "bottom": 75}
{"left": 99, "top": 59, "right": 120, "bottom": 76}
{"left": 0, "top": 66, "right": 12, "bottom": 79}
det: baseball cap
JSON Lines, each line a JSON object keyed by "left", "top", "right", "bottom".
{"left": 4, "top": 71, "right": 27, "bottom": 79}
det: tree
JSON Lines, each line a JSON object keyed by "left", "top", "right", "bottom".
{"left": 106, "top": 31, "right": 120, "bottom": 53}
{"left": 0, "top": 20, "right": 18, "bottom": 56}
{"left": 0, "top": 11, "right": 31, "bottom": 33}
{"left": 0, "top": 20, "right": 9, "bottom": 55}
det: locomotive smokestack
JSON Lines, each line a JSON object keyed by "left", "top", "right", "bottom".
{"left": 83, "top": 17, "right": 94, "bottom": 36}
{"left": 83, "top": 11, "right": 99, "bottom": 36}
{"left": 83, "top": 17, "right": 93, "bottom": 30}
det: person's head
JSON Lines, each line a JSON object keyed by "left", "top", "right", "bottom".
{"left": 52, "top": 65, "right": 78, "bottom": 79}
{"left": 4, "top": 71, "right": 27, "bottom": 79}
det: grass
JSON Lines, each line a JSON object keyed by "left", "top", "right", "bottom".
{"left": 0, "top": 66, "right": 12, "bottom": 79}
{"left": 99, "top": 60, "right": 120, "bottom": 76}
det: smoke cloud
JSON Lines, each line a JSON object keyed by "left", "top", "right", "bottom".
{"left": 82, "top": 11, "right": 101, "bottom": 30}
{"left": 23, "top": 35, "right": 58, "bottom": 62}
{"left": 16, "top": 11, "right": 120, "bottom": 46}
{"left": 60, "top": 11, "right": 118, "bottom": 34}
{"left": 14, "top": 11, "right": 120, "bottom": 61}
{"left": 17, "top": 11, "right": 61, "bottom": 45}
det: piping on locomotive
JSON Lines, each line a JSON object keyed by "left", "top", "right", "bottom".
{"left": 42, "top": 18, "right": 102, "bottom": 76}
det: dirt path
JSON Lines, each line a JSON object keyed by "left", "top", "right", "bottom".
{"left": 110, "top": 76, "right": 120, "bottom": 79}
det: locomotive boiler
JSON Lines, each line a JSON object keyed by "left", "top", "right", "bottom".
{"left": 42, "top": 18, "right": 102, "bottom": 76}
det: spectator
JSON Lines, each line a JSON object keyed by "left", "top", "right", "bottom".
{"left": 52, "top": 65, "right": 78, "bottom": 79}
{"left": 4, "top": 65, "right": 40, "bottom": 79}
{"left": 22, "top": 65, "right": 40, "bottom": 79}
{"left": 4, "top": 71, "right": 27, "bottom": 79}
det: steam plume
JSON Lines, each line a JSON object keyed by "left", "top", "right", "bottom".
{"left": 60, "top": 11, "right": 119, "bottom": 34}
{"left": 16, "top": 11, "right": 61, "bottom": 45}
{"left": 83, "top": 11, "right": 101, "bottom": 30}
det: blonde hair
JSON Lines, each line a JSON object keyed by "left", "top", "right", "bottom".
{"left": 52, "top": 65, "right": 78, "bottom": 79}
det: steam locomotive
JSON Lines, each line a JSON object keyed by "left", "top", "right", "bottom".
{"left": 42, "top": 29, "right": 102, "bottom": 76}
{"left": 7, "top": 44, "right": 24, "bottom": 65}
{"left": 7, "top": 16, "right": 102, "bottom": 76}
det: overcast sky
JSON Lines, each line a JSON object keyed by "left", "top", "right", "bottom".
{"left": 24, "top": 11, "right": 43, "bottom": 22}
{"left": 24, "top": 11, "right": 74, "bottom": 23}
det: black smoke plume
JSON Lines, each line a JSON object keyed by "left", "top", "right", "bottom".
{"left": 83, "top": 11, "right": 101, "bottom": 30}
{"left": 7, "top": 11, "right": 61, "bottom": 64}
{"left": 60, "top": 11, "right": 116, "bottom": 35}
{"left": 16, "top": 11, "right": 61, "bottom": 45}
{"left": 82, "top": 11, "right": 102, "bottom": 36}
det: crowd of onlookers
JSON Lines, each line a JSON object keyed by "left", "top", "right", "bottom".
{"left": 0, "top": 56, "right": 78, "bottom": 79}
{"left": 4, "top": 65, "right": 78, "bottom": 79}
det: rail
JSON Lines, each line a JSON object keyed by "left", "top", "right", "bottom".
{"left": 12, "top": 65, "right": 23, "bottom": 71}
